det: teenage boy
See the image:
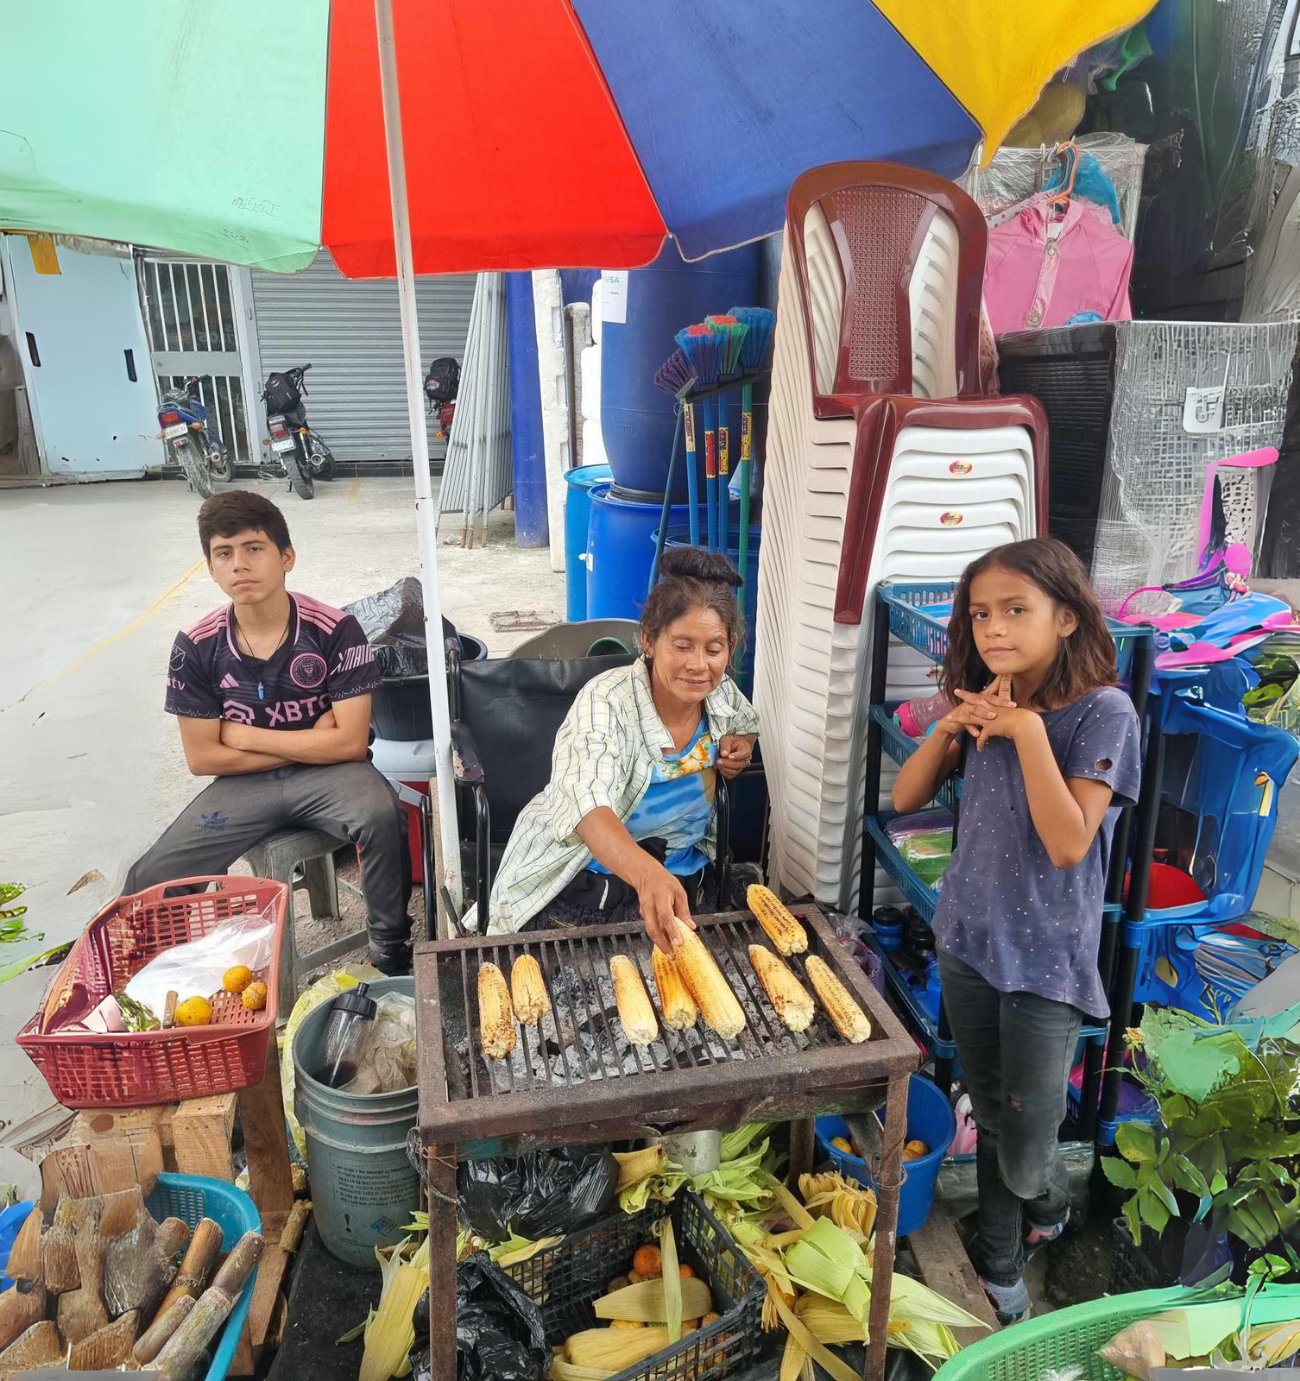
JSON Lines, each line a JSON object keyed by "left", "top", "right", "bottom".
{"left": 124, "top": 490, "right": 413, "bottom": 974}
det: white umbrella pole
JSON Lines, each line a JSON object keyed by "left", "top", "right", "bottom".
{"left": 375, "top": 0, "right": 462, "bottom": 920}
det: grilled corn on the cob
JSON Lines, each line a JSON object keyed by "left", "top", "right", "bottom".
{"left": 650, "top": 947, "right": 698, "bottom": 1029}
{"left": 672, "top": 927, "right": 746, "bottom": 1039}
{"left": 510, "top": 954, "right": 549, "bottom": 1025}
{"left": 804, "top": 956, "right": 872, "bottom": 1043}
{"left": 747, "top": 884, "right": 808, "bottom": 955}
{"left": 748, "top": 945, "right": 815, "bottom": 1031}
{"left": 478, "top": 963, "right": 517, "bottom": 1058}
{"left": 610, "top": 955, "right": 659, "bottom": 1046}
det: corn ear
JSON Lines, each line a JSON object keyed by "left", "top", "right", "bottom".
{"left": 594, "top": 1277, "right": 712, "bottom": 1323}
{"left": 747, "top": 884, "right": 808, "bottom": 955}
{"left": 671, "top": 927, "right": 746, "bottom": 1039}
{"left": 359, "top": 1244, "right": 427, "bottom": 1381}
{"left": 660, "top": 1217, "right": 682, "bottom": 1345}
{"left": 651, "top": 948, "right": 698, "bottom": 1029}
{"left": 804, "top": 956, "right": 872, "bottom": 1043}
{"left": 610, "top": 955, "right": 659, "bottom": 1046}
{"left": 748, "top": 946, "right": 815, "bottom": 1031}
{"left": 548, "top": 1351, "right": 614, "bottom": 1381}
{"left": 510, "top": 955, "right": 549, "bottom": 1025}
{"left": 478, "top": 963, "right": 516, "bottom": 1058}
{"left": 565, "top": 1327, "right": 670, "bottom": 1369}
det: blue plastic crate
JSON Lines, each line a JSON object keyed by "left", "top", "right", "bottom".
{"left": 876, "top": 581, "right": 1148, "bottom": 677}
{"left": 864, "top": 815, "right": 941, "bottom": 921}
{"left": 861, "top": 928, "right": 957, "bottom": 1061}
{"left": 870, "top": 705, "right": 960, "bottom": 808}
{"left": 145, "top": 1174, "right": 261, "bottom": 1381}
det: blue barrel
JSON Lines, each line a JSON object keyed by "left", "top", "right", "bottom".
{"left": 563, "top": 463, "right": 613, "bottom": 621}
{"left": 663, "top": 520, "right": 761, "bottom": 697}
{"left": 601, "top": 241, "right": 761, "bottom": 495}
{"left": 588, "top": 485, "right": 691, "bottom": 621}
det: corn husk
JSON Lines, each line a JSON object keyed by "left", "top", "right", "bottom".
{"left": 785, "top": 1217, "right": 871, "bottom": 1326}
{"left": 565, "top": 1327, "right": 670, "bottom": 1370}
{"left": 359, "top": 1236, "right": 429, "bottom": 1381}
{"left": 548, "top": 1349, "right": 615, "bottom": 1381}
{"left": 613, "top": 1145, "right": 667, "bottom": 1190}
{"left": 594, "top": 1277, "right": 712, "bottom": 1323}
{"left": 779, "top": 1332, "right": 812, "bottom": 1381}
{"left": 489, "top": 1233, "right": 562, "bottom": 1268}
{"left": 1246, "top": 1319, "right": 1300, "bottom": 1368}
{"left": 659, "top": 1217, "right": 682, "bottom": 1345}
{"left": 799, "top": 1172, "right": 877, "bottom": 1241}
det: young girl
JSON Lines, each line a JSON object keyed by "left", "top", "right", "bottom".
{"left": 892, "top": 538, "right": 1141, "bottom": 1323}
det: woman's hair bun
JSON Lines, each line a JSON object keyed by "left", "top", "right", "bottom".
{"left": 658, "top": 545, "right": 743, "bottom": 588}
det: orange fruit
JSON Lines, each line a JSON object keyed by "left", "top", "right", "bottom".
{"left": 631, "top": 1244, "right": 662, "bottom": 1279}
{"left": 223, "top": 966, "right": 254, "bottom": 994}
{"left": 241, "top": 981, "right": 268, "bottom": 1012}
{"left": 175, "top": 997, "right": 212, "bottom": 1027}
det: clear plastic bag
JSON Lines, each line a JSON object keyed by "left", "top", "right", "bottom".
{"left": 343, "top": 992, "right": 417, "bottom": 1094}
{"left": 123, "top": 904, "right": 277, "bottom": 1020}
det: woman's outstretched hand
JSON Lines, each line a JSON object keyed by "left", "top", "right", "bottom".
{"left": 638, "top": 863, "right": 697, "bottom": 955}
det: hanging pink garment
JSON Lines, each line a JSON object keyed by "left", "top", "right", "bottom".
{"left": 984, "top": 194, "right": 1134, "bottom": 333}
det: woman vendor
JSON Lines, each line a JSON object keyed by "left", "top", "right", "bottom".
{"left": 486, "top": 547, "right": 759, "bottom": 953}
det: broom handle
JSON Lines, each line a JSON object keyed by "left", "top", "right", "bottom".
{"left": 650, "top": 408, "right": 683, "bottom": 596}
{"left": 684, "top": 402, "right": 700, "bottom": 547}
{"left": 737, "top": 381, "right": 755, "bottom": 626}
{"left": 703, "top": 396, "right": 718, "bottom": 552}
{"left": 718, "top": 393, "right": 730, "bottom": 558}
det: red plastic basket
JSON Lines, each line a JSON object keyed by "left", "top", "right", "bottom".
{"left": 17, "top": 876, "right": 288, "bottom": 1109}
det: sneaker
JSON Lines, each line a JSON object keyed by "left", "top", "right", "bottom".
{"left": 977, "top": 1274, "right": 1031, "bottom": 1325}
{"left": 368, "top": 946, "right": 412, "bottom": 977}
{"left": 1023, "top": 1208, "right": 1069, "bottom": 1253}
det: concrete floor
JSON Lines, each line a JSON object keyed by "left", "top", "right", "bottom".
{"left": 0, "top": 474, "right": 563, "bottom": 1131}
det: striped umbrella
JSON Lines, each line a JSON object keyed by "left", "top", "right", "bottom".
{"left": 2, "top": 0, "right": 1153, "bottom": 915}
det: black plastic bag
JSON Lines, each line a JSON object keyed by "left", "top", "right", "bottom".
{"left": 343, "top": 576, "right": 461, "bottom": 678}
{"left": 409, "top": 1254, "right": 547, "bottom": 1381}
{"left": 458, "top": 1147, "right": 619, "bottom": 1242}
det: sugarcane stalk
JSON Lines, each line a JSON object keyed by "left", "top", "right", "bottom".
{"left": 152, "top": 1231, "right": 264, "bottom": 1381}
{"left": 154, "top": 1217, "right": 223, "bottom": 1321}
{"left": 133, "top": 1295, "right": 197, "bottom": 1366}
{"left": 279, "top": 1200, "right": 312, "bottom": 1256}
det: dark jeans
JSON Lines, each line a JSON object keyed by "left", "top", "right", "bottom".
{"left": 938, "top": 949, "right": 1083, "bottom": 1285}
{"left": 124, "top": 761, "right": 412, "bottom": 958}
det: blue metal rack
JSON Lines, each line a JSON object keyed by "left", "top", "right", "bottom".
{"left": 859, "top": 581, "right": 1156, "bottom": 1140}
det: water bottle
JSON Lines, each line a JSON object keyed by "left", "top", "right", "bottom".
{"left": 896, "top": 690, "right": 954, "bottom": 738}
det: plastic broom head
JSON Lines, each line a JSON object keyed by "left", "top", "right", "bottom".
{"left": 654, "top": 347, "right": 696, "bottom": 396}
{"left": 705, "top": 314, "right": 749, "bottom": 375}
{"left": 674, "top": 323, "right": 722, "bottom": 386}
{"left": 729, "top": 306, "right": 776, "bottom": 370}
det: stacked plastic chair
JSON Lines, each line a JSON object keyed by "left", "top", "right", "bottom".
{"left": 755, "top": 163, "right": 1049, "bottom": 912}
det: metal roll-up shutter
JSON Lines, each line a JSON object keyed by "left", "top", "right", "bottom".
{"left": 250, "top": 250, "right": 476, "bottom": 464}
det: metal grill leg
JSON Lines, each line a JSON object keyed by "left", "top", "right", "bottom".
{"left": 866, "top": 1074, "right": 909, "bottom": 1381}
{"left": 426, "top": 1145, "right": 459, "bottom": 1381}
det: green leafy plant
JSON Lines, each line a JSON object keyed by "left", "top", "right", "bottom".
{"left": 1102, "top": 1010, "right": 1300, "bottom": 1273}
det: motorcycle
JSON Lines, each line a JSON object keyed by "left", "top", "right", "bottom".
{"left": 157, "top": 376, "right": 233, "bottom": 497}
{"left": 261, "top": 363, "right": 335, "bottom": 500}
{"left": 424, "top": 355, "right": 460, "bottom": 441}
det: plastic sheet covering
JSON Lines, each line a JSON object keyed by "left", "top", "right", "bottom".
{"left": 968, "top": 134, "right": 1149, "bottom": 242}
{"left": 1131, "top": 0, "right": 1286, "bottom": 287}
{"left": 1091, "top": 320, "right": 1300, "bottom": 609}
{"left": 1242, "top": 94, "right": 1300, "bottom": 318}
{"left": 1258, "top": 333, "right": 1300, "bottom": 578}
{"left": 343, "top": 576, "right": 462, "bottom": 679}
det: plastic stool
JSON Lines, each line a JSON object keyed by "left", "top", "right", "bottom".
{"left": 243, "top": 827, "right": 368, "bottom": 1014}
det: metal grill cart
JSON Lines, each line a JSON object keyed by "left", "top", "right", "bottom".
{"left": 415, "top": 904, "right": 918, "bottom": 1381}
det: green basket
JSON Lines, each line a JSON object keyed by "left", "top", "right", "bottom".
{"left": 932, "top": 1284, "right": 1300, "bottom": 1381}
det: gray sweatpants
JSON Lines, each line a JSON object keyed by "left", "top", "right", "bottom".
{"left": 124, "top": 761, "right": 412, "bottom": 957}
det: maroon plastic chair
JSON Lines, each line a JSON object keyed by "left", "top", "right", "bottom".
{"left": 782, "top": 161, "right": 1050, "bottom": 624}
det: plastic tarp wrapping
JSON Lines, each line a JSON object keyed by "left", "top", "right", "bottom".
{"left": 1259, "top": 332, "right": 1300, "bottom": 579}
{"left": 343, "top": 577, "right": 462, "bottom": 679}
{"left": 967, "top": 134, "right": 1150, "bottom": 242}
{"left": 1129, "top": 0, "right": 1286, "bottom": 299}
{"left": 1242, "top": 93, "right": 1300, "bottom": 319}
{"left": 1090, "top": 320, "right": 1300, "bottom": 609}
